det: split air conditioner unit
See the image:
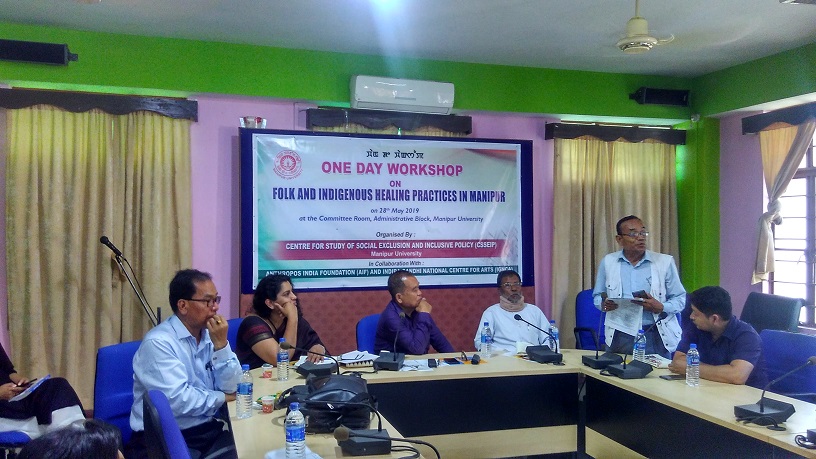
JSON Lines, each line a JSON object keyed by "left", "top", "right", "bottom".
{"left": 350, "top": 75, "right": 454, "bottom": 114}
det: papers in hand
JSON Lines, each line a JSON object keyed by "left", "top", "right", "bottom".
{"left": 604, "top": 298, "right": 644, "bottom": 337}
{"left": 10, "top": 374, "right": 50, "bottom": 402}
{"left": 338, "top": 351, "right": 378, "bottom": 367}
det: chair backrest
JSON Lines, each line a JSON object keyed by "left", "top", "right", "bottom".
{"left": 144, "top": 390, "right": 192, "bottom": 459}
{"left": 575, "top": 289, "right": 603, "bottom": 350}
{"left": 226, "top": 317, "right": 243, "bottom": 350}
{"left": 94, "top": 340, "right": 141, "bottom": 445}
{"left": 356, "top": 314, "right": 381, "bottom": 353}
{"left": 741, "top": 292, "right": 802, "bottom": 335}
{"left": 760, "top": 329, "right": 816, "bottom": 399}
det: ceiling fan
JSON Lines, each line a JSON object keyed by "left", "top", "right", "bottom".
{"left": 616, "top": 0, "right": 674, "bottom": 54}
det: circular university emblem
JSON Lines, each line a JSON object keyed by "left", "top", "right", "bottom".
{"left": 274, "top": 150, "right": 302, "bottom": 179}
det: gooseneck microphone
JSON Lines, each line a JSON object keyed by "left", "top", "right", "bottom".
{"left": 99, "top": 236, "right": 124, "bottom": 258}
{"left": 279, "top": 341, "right": 340, "bottom": 377}
{"left": 735, "top": 356, "right": 816, "bottom": 429}
{"left": 374, "top": 312, "right": 405, "bottom": 371}
{"left": 99, "top": 235, "right": 159, "bottom": 326}
{"left": 513, "top": 314, "right": 563, "bottom": 364}
{"left": 334, "top": 425, "right": 441, "bottom": 459}
{"left": 582, "top": 294, "right": 626, "bottom": 369}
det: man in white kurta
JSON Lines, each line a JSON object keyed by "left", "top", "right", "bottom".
{"left": 473, "top": 270, "right": 552, "bottom": 353}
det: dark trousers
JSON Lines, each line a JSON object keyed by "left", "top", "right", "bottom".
{"left": 609, "top": 327, "right": 670, "bottom": 359}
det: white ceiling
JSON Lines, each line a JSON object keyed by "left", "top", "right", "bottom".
{"left": 2, "top": 0, "right": 816, "bottom": 78}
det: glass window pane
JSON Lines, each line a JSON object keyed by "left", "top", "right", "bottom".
{"left": 783, "top": 178, "right": 807, "bottom": 196}
{"left": 775, "top": 238, "right": 806, "bottom": 250}
{"left": 773, "top": 260, "right": 806, "bottom": 283}
{"left": 779, "top": 196, "right": 806, "bottom": 217}
{"left": 772, "top": 282, "right": 806, "bottom": 300}
{"left": 774, "top": 217, "right": 806, "bottom": 238}
{"left": 773, "top": 249, "right": 805, "bottom": 263}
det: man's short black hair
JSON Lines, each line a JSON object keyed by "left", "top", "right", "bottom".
{"left": 168, "top": 269, "right": 212, "bottom": 313}
{"left": 616, "top": 215, "right": 641, "bottom": 235}
{"left": 690, "top": 285, "right": 733, "bottom": 320}
{"left": 388, "top": 270, "right": 414, "bottom": 300}
{"left": 19, "top": 419, "right": 122, "bottom": 459}
{"left": 496, "top": 270, "right": 520, "bottom": 287}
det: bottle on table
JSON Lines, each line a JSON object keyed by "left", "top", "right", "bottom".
{"left": 686, "top": 343, "right": 700, "bottom": 387}
{"left": 278, "top": 338, "right": 290, "bottom": 381}
{"left": 236, "top": 364, "right": 253, "bottom": 419}
{"left": 549, "top": 320, "right": 560, "bottom": 352}
{"left": 285, "top": 401, "right": 306, "bottom": 458}
{"left": 633, "top": 329, "right": 646, "bottom": 362}
{"left": 480, "top": 321, "right": 493, "bottom": 357}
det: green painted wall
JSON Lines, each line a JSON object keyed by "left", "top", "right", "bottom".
{"left": 676, "top": 117, "right": 721, "bottom": 290}
{"left": 690, "top": 43, "right": 816, "bottom": 117}
{"left": 0, "top": 21, "right": 691, "bottom": 119}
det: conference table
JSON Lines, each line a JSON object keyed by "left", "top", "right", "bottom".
{"left": 228, "top": 350, "right": 816, "bottom": 458}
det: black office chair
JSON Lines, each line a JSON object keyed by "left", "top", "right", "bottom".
{"left": 740, "top": 292, "right": 802, "bottom": 335}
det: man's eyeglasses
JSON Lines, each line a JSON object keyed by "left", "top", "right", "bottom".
{"left": 620, "top": 231, "right": 649, "bottom": 238}
{"left": 184, "top": 296, "right": 222, "bottom": 307}
{"left": 501, "top": 282, "right": 522, "bottom": 288}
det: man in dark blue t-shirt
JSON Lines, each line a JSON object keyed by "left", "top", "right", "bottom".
{"left": 669, "top": 286, "right": 768, "bottom": 388}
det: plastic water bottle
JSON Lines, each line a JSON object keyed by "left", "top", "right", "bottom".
{"left": 480, "top": 322, "right": 493, "bottom": 357}
{"left": 277, "top": 338, "right": 289, "bottom": 381}
{"left": 549, "top": 320, "right": 560, "bottom": 352}
{"left": 285, "top": 402, "right": 306, "bottom": 458}
{"left": 686, "top": 343, "right": 700, "bottom": 387}
{"left": 633, "top": 329, "right": 646, "bottom": 362}
{"left": 236, "top": 364, "right": 253, "bottom": 419}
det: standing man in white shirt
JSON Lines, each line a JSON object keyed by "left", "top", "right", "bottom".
{"left": 473, "top": 270, "right": 551, "bottom": 353}
{"left": 125, "top": 269, "right": 242, "bottom": 459}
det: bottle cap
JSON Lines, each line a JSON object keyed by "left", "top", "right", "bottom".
{"left": 242, "top": 364, "right": 250, "bottom": 371}
{"left": 690, "top": 343, "right": 697, "bottom": 349}
{"left": 638, "top": 329, "right": 644, "bottom": 333}
{"left": 290, "top": 402, "right": 299, "bottom": 410}
{"left": 280, "top": 338, "right": 286, "bottom": 343}
{"left": 484, "top": 322, "right": 489, "bottom": 326}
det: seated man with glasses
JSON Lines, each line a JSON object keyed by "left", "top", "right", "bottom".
{"left": 473, "top": 270, "right": 553, "bottom": 354}
{"left": 125, "top": 269, "right": 242, "bottom": 459}
{"left": 592, "top": 215, "right": 686, "bottom": 359}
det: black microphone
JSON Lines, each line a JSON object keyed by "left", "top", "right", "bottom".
{"left": 605, "top": 311, "right": 670, "bottom": 379}
{"left": 99, "top": 235, "right": 123, "bottom": 257}
{"left": 279, "top": 341, "right": 340, "bottom": 377}
{"left": 334, "top": 425, "right": 441, "bottom": 459}
{"left": 582, "top": 294, "right": 626, "bottom": 369}
{"left": 374, "top": 312, "right": 405, "bottom": 371}
{"left": 735, "top": 356, "right": 816, "bottom": 429}
{"left": 513, "top": 314, "right": 563, "bottom": 364}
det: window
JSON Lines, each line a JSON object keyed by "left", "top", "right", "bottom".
{"left": 771, "top": 132, "right": 816, "bottom": 326}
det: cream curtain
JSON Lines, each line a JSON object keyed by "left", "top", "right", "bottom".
{"left": 6, "top": 106, "right": 192, "bottom": 406}
{"left": 752, "top": 121, "right": 816, "bottom": 284}
{"left": 551, "top": 137, "right": 679, "bottom": 348}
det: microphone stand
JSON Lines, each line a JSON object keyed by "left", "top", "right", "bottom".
{"left": 514, "top": 314, "right": 563, "bottom": 364}
{"left": 102, "top": 237, "right": 159, "bottom": 327}
{"left": 335, "top": 425, "right": 441, "bottom": 459}
{"left": 734, "top": 356, "right": 816, "bottom": 429}
{"left": 280, "top": 342, "right": 340, "bottom": 377}
{"left": 604, "top": 312, "right": 668, "bottom": 379}
{"left": 582, "top": 297, "right": 623, "bottom": 369}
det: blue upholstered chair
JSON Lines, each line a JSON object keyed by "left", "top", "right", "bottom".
{"left": 93, "top": 340, "right": 141, "bottom": 445}
{"left": 0, "top": 430, "right": 30, "bottom": 459}
{"left": 356, "top": 314, "right": 381, "bottom": 353}
{"left": 226, "top": 317, "right": 243, "bottom": 351}
{"left": 760, "top": 329, "right": 816, "bottom": 401}
{"left": 741, "top": 292, "right": 802, "bottom": 335}
{"left": 143, "top": 389, "right": 195, "bottom": 459}
{"left": 574, "top": 289, "right": 603, "bottom": 350}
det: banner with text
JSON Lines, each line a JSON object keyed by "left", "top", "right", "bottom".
{"left": 240, "top": 130, "right": 533, "bottom": 291}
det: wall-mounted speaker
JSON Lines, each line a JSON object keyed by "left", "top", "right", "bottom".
{"left": 0, "top": 39, "right": 78, "bottom": 65}
{"left": 629, "top": 87, "right": 689, "bottom": 107}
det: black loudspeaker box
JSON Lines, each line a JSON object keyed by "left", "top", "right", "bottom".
{"left": 629, "top": 87, "right": 689, "bottom": 107}
{"left": 0, "top": 39, "right": 78, "bottom": 65}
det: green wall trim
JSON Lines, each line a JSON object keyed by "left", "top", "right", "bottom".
{"left": 676, "top": 117, "right": 720, "bottom": 290}
{"left": 692, "top": 43, "right": 816, "bottom": 117}
{"left": 0, "top": 21, "right": 692, "bottom": 120}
